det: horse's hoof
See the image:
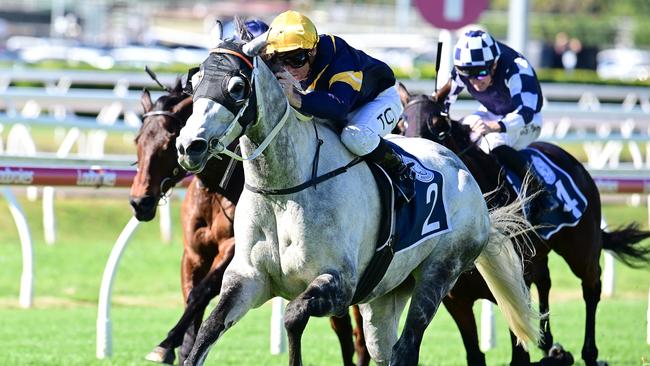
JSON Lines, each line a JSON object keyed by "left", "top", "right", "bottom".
{"left": 537, "top": 343, "right": 574, "bottom": 366}
{"left": 145, "top": 346, "right": 176, "bottom": 365}
{"left": 596, "top": 361, "right": 609, "bottom": 366}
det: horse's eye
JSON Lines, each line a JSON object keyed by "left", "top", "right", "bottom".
{"left": 227, "top": 76, "right": 247, "bottom": 102}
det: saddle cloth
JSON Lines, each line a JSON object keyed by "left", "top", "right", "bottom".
{"left": 504, "top": 147, "right": 588, "bottom": 240}
{"left": 370, "top": 142, "right": 451, "bottom": 254}
{"left": 352, "top": 142, "right": 451, "bottom": 304}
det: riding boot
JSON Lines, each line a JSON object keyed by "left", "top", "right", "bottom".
{"left": 366, "top": 138, "right": 416, "bottom": 204}
{"left": 491, "top": 145, "right": 560, "bottom": 220}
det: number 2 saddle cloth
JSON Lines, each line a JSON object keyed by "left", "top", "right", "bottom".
{"left": 370, "top": 141, "right": 452, "bottom": 254}
{"left": 503, "top": 147, "right": 589, "bottom": 240}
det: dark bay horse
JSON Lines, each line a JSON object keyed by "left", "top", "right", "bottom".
{"left": 129, "top": 80, "right": 369, "bottom": 366}
{"left": 397, "top": 82, "right": 650, "bottom": 366}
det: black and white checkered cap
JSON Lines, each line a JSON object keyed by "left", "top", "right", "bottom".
{"left": 453, "top": 30, "right": 501, "bottom": 67}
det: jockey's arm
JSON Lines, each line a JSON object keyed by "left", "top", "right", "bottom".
{"left": 299, "top": 82, "right": 358, "bottom": 122}
{"left": 432, "top": 79, "right": 452, "bottom": 103}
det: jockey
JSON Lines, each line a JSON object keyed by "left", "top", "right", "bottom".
{"left": 434, "top": 29, "right": 560, "bottom": 219}
{"left": 263, "top": 10, "right": 415, "bottom": 203}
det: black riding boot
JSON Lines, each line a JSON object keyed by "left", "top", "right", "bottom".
{"left": 491, "top": 145, "right": 560, "bottom": 220}
{"left": 366, "top": 138, "right": 416, "bottom": 204}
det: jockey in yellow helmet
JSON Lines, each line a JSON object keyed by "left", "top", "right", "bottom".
{"left": 264, "top": 10, "right": 415, "bottom": 203}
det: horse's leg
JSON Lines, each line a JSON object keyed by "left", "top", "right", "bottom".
{"left": 508, "top": 255, "right": 552, "bottom": 366}
{"left": 533, "top": 255, "right": 553, "bottom": 353}
{"left": 509, "top": 330, "right": 531, "bottom": 365}
{"left": 556, "top": 239, "right": 602, "bottom": 366}
{"left": 329, "top": 310, "right": 356, "bottom": 366}
{"left": 390, "top": 256, "right": 466, "bottom": 366}
{"left": 284, "top": 272, "right": 351, "bottom": 366}
{"left": 358, "top": 284, "right": 412, "bottom": 366}
{"left": 442, "top": 296, "right": 486, "bottom": 366}
{"left": 184, "top": 269, "right": 269, "bottom": 366}
{"left": 351, "top": 304, "right": 370, "bottom": 366}
{"left": 329, "top": 305, "right": 370, "bottom": 366}
{"left": 178, "top": 240, "right": 235, "bottom": 364}
{"left": 580, "top": 268, "right": 602, "bottom": 366}
{"left": 148, "top": 242, "right": 233, "bottom": 364}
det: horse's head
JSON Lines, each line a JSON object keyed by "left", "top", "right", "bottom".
{"left": 176, "top": 20, "right": 275, "bottom": 173}
{"left": 129, "top": 79, "right": 193, "bottom": 221}
{"left": 397, "top": 82, "right": 474, "bottom": 154}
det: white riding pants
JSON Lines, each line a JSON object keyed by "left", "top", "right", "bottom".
{"left": 340, "top": 84, "right": 404, "bottom": 156}
{"left": 462, "top": 107, "right": 543, "bottom": 154}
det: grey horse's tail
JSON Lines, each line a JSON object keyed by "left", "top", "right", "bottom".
{"left": 475, "top": 197, "right": 540, "bottom": 350}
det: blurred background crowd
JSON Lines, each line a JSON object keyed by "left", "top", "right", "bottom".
{"left": 0, "top": 0, "right": 649, "bottom": 83}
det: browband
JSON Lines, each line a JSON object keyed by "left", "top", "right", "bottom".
{"left": 210, "top": 48, "right": 254, "bottom": 70}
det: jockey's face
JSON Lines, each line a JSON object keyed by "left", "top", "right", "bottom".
{"left": 468, "top": 73, "right": 492, "bottom": 92}
{"left": 279, "top": 48, "right": 316, "bottom": 82}
{"left": 467, "top": 62, "right": 497, "bottom": 92}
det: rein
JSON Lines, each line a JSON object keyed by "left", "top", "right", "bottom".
{"left": 202, "top": 49, "right": 363, "bottom": 196}
{"left": 245, "top": 119, "right": 364, "bottom": 195}
{"left": 245, "top": 157, "right": 363, "bottom": 195}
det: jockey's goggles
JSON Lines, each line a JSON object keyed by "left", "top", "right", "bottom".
{"left": 278, "top": 51, "right": 310, "bottom": 69}
{"left": 455, "top": 65, "right": 492, "bottom": 80}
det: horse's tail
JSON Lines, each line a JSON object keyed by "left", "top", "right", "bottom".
{"left": 602, "top": 223, "right": 650, "bottom": 268}
{"left": 475, "top": 199, "right": 540, "bottom": 350}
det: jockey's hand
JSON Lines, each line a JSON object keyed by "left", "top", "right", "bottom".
{"left": 472, "top": 120, "right": 502, "bottom": 136}
{"left": 276, "top": 73, "right": 302, "bottom": 109}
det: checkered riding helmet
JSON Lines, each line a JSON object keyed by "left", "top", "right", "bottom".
{"left": 453, "top": 30, "right": 501, "bottom": 68}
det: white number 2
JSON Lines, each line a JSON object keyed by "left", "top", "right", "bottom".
{"left": 421, "top": 182, "right": 441, "bottom": 235}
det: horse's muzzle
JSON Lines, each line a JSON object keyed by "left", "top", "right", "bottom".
{"left": 129, "top": 195, "right": 157, "bottom": 222}
{"left": 177, "top": 138, "right": 208, "bottom": 173}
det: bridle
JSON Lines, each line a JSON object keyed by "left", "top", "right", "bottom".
{"left": 142, "top": 110, "right": 185, "bottom": 125}
{"left": 198, "top": 49, "right": 292, "bottom": 163}
{"left": 140, "top": 108, "right": 187, "bottom": 198}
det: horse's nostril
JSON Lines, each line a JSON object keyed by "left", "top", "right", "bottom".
{"left": 178, "top": 144, "right": 185, "bottom": 155}
{"left": 130, "top": 195, "right": 156, "bottom": 210}
{"left": 187, "top": 140, "right": 208, "bottom": 156}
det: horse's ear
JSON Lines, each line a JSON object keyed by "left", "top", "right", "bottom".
{"left": 210, "top": 20, "right": 224, "bottom": 48}
{"left": 141, "top": 88, "right": 153, "bottom": 112}
{"left": 172, "top": 77, "right": 183, "bottom": 94}
{"left": 396, "top": 81, "right": 411, "bottom": 108}
{"left": 234, "top": 16, "right": 253, "bottom": 42}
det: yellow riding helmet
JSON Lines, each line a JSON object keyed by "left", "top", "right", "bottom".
{"left": 265, "top": 10, "right": 318, "bottom": 54}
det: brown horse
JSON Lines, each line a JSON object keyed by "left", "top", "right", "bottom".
{"left": 129, "top": 80, "right": 369, "bottom": 366}
{"left": 397, "top": 82, "right": 650, "bottom": 366}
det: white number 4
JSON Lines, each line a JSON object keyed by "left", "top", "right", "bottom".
{"left": 555, "top": 180, "right": 580, "bottom": 218}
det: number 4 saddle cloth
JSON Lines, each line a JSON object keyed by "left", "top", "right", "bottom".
{"left": 504, "top": 147, "right": 588, "bottom": 240}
